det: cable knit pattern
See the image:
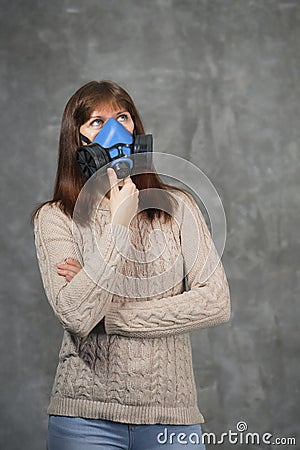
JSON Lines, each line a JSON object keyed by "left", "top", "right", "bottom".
{"left": 33, "top": 189, "right": 231, "bottom": 425}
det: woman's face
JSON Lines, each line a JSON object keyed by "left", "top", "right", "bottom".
{"left": 79, "top": 104, "right": 135, "bottom": 198}
{"left": 79, "top": 104, "right": 135, "bottom": 142}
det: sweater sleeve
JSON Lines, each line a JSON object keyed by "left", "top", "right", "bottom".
{"left": 104, "top": 192, "right": 231, "bottom": 338}
{"left": 33, "top": 203, "right": 129, "bottom": 338}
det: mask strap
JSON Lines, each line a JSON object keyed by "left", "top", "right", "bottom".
{"left": 80, "top": 133, "right": 92, "bottom": 145}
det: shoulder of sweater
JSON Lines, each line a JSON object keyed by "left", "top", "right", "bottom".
{"left": 33, "top": 201, "right": 72, "bottom": 235}
{"left": 167, "top": 187, "right": 200, "bottom": 219}
{"left": 36, "top": 201, "right": 69, "bottom": 219}
{"left": 167, "top": 187, "right": 198, "bottom": 206}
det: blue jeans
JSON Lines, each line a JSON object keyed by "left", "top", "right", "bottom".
{"left": 47, "top": 415, "right": 206, "bottom": 449}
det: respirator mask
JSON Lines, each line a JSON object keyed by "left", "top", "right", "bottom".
{"left": 76, "top": 118, "right": 153, "bottom": 180}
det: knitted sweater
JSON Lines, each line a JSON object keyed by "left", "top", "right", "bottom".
{"left": 33, "top": 188, "right": 231, "bottom": 425}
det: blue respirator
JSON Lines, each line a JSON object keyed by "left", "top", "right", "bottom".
{"left": 76, "top": 118, "right": 153, "bottom": 180}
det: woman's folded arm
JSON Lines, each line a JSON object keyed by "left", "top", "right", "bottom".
{"left": 104, "top": 191, "right": 231, "bottom": 338}
{"left": 34, "top": 203, "right": 129, "bottom": 338}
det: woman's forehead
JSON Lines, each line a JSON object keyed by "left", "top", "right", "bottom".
{"left": 90, "top": 100, "right": 126, "bottom": 116}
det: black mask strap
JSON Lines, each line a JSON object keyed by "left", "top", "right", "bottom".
{"left": 80, "top": 133, "right": 92, "bottom": 145}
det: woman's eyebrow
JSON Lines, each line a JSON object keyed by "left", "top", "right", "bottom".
{"left": 89, "top": 115, "right": 104, "bottom": 119}
{"left": 89, "top": 111, "right": 128, "bottom": 119}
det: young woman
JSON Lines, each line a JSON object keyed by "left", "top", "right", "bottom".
{"left": 31, "top": 80, "right": 231, "bottom": 450}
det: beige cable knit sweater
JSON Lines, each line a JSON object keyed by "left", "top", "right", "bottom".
{"left": 33, "top": 188, "right": 231, "bottom": 425}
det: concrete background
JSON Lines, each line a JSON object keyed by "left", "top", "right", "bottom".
{"left": 0, "top": 0, "right": 299, "bottom": 449}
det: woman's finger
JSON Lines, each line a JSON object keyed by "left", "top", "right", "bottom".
{"left": 122, "top": 175, "right": 133, "bottom": 184}
{"left": 107, "top": 168, "right": 120, "bottom": 196}
{"left": 57, "top": 268, "right": 78, "bottom": 277}
{"left": 56, "top": 259, "right": 82, "bottom": 281}
{"left": 65, "top": 274, "right": 73, "bottom": 283}
{"left": 57, "top": 268, "right": 80, "bottom": 283}
{"left": 64, "top": 258, "right": 81, "bottom": 267}
{"left": 57, "top": 259, "right": 82, "bottom": 269}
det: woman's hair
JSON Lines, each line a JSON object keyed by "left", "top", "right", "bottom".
{"left": 30, "top": 80, "right": 185, "bottom": 225}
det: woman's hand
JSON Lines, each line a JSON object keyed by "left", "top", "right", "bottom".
{"left": 107, "top": 168, "right": 139, "bottom": 227}
{"left": 56, "top": 258, "right": 82, "bottom": 282}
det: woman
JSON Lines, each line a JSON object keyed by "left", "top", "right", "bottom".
{"left": 31, "top": 80, "right": 231, "bottom": 450}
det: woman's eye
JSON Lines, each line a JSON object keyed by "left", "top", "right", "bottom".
{"left": 117, "top": 114, "right": 128, "bottom": 123}
{"left": 90, "top": 119, "right": 103, "bottom": 127}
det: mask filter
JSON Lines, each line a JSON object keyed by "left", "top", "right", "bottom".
{"left": 76, "top": 118, "right": 153, "bottom": 180}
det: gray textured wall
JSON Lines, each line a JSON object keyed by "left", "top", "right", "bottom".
{"left": 1, "top": 1, "right": 299, "bottom": 449}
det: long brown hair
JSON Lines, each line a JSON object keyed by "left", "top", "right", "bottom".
{"left": 30, "top": 80, "right": 185, "bottom": 225}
